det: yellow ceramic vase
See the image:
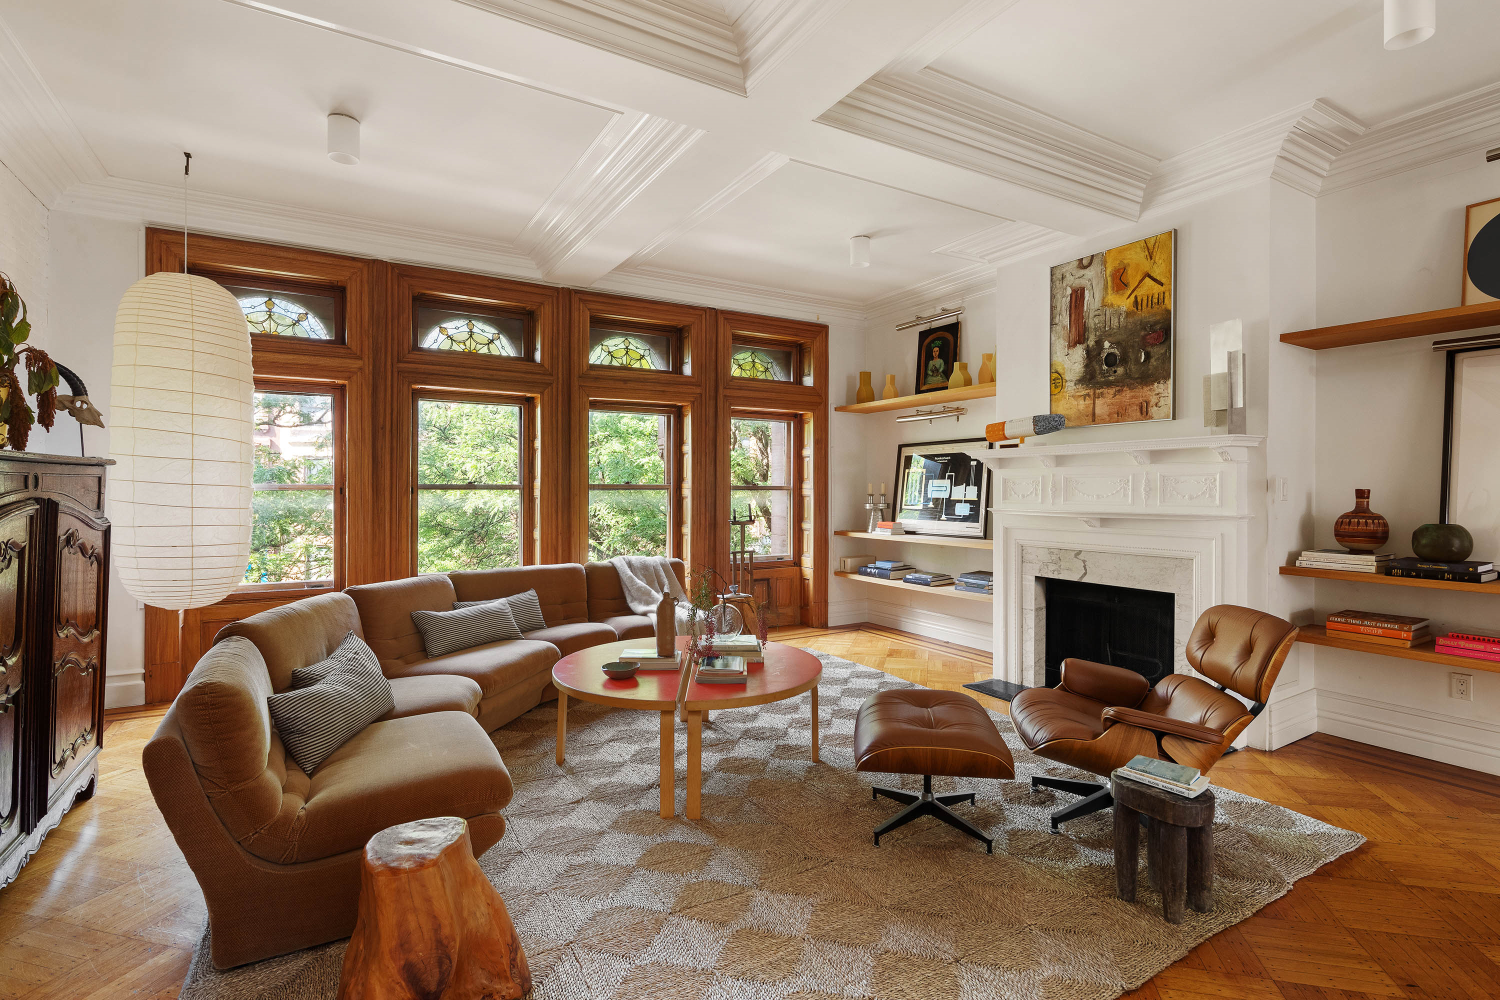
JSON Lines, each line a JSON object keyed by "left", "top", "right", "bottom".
{"left": 976, "top": 353, "right": 995, "bottom": 384}
{"left": 949, "top": 361, "right": 971, "bottom": 388}
{"left": 881, "top": 374, "right": 898, "bottom": 399}
{"left": 855, "top": 371, "right": 875, "bottom": 403}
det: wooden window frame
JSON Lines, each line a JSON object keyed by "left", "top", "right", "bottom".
{"left": 238, "top": 377, "right": 347, "bottom": 597}
{"left": 411, "top": 295, "right": 537, "bottom": 363}
{"left": 728, "top": 332, "right": 803, "bottom": 386}
{"left": 586, "top": 401, "right": 683, "bottom": 561}
{"left": 192, "top": 265, "right": 349, "bottom": 347}
{"left": 409, "top": 388, "right": 536, "bottom": 576}
{"left": 587, "top": 317, "right": 685, "bottom": 376}
{"left": 727, "top": 408, "right": 798, "bottom": 568}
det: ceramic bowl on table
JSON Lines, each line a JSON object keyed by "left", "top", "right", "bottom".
{"left": 601, "top": 661, "right": 639, "bottom": 680}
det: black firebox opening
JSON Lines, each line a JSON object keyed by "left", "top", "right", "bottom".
{"left": 1043, "top": 578, "right": 1174, "bottom": 689}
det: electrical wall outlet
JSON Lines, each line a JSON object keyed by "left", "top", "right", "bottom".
{"left": 1450, "top": 672, "right": 1473, "bottom": 701}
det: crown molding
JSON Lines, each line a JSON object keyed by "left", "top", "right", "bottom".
{"left": 454, "top": 0, "right": 744, "bottom": 94}
{"left": 620, "top": 150, "right": 789, "bottom": 269}
{"left": 0, "top": 15, "right": 106, "bottom": 207}
{"left": 932, "top": 219, "right": 1072, "bottom": 267}
{"left": 816, "top": 69, "right": 1157, "bottom": 220}
{"left": 884, "top": 0, "right": 1023, "bottom": 76}
{"left": 515, "top": 110, "right": 705, "bottom": 281}
{"left": 863, "top": 260, "right": 995, "bottom": 320}
{"left": 1143, "top": 99, "right": 1362, "bottom": 215}
{"left": 603, "top": 262, "right": 866, "bottom": 320}
{"left": 733, "top": 0, "right": 846, "bottom": 92}
{"left": 1323, "top": 81, "right": 1500, "bottom": 194}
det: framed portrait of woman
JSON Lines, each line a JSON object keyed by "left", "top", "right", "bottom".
{"left": 915, "top": 321, "right": 959, "bottom": 394}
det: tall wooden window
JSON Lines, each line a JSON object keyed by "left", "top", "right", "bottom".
{"left": 587, "top": 405, "right": 678, "bottom": 560}
{"left": 246, "top": 383, "right": 344, "bottom": 590}
{"left": 729, "top": 414, "right": 795, "bottom": 563}
{"left": 413, "top": 395, "right": 530, "bottom": 573}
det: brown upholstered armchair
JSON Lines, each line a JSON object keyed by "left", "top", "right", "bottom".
{"left": 1009, "top": 605, "right": 1297, "bottom": 831}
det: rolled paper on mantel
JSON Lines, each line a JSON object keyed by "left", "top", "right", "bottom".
{"left": 985, "top": 413, "right": 1067, "bottom": 443}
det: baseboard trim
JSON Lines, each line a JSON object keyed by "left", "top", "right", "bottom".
{"left": 1261, "top": 686, "right": 1318, "bottom": 751}
{"left": 826, "top": 599, "right": 868, "bottom": 627}
{"left": 104, "top": 676, "right": 145, "bottom": 710}
{"left": 1317, "top": 689, "right": 1500, "bottom": 776}
{"left": 863, "top": 598, "right": 993, "bottom": 652}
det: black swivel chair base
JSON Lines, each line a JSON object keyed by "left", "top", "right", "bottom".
{"left": 1031, "top": 775, "right": 1114, "bottom": 832}
{"left": 871, "top": 774, "right": 992, "bottom": 853}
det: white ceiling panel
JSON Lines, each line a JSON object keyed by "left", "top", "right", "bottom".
{"left": 640, "top": 161, "right": 1004, "bottom": 299}
{"left": 0, "top": 0, "right": 614, "bottom": 243}
{"left": 931, "top": 0, "right": 1500, "bottom": 159}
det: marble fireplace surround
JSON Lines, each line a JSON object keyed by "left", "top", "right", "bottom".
{"left": 977, "top": 435, "right": 1264, "bottom": 690}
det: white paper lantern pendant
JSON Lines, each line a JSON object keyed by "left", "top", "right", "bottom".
{"left": 108, "top": 155, "right": 255, "bottom": 611}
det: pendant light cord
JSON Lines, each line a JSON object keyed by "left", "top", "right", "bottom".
{"left": 182, "top": 151, "right": 192, "bottom": 272}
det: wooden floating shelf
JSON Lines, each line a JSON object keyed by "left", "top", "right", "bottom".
{"left": 1294, "top": 625, "right": 1500, "bottom": 675}
{"left": 1279, "top": 565, "right": 1500, "bottom": 594}
{"left": 835, "top": 530, "right": 993, "bottom": 550}
{"left": 834, "top": 382, "right": 995, "bottom": 414}
{"left": 1280, "top": 301, "right": 1500, "bottom": 350}
{"left": 834, "top": 571, "right": 992, "bottom": 603}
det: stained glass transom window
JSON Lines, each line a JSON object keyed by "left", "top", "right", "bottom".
{"left": 590, "top": 335, "right": 658, "bottom": 369}
{"left": 421, "top": 317, "right": 516, "bottom": 356}
{"left": 730, "top": 348, "right": 783, "bottom": 380}
{"left": 239, "top": 295, "right": 333, "bottom": 340}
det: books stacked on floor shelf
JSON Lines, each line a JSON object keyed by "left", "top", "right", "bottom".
{"left": 695, "top": 655, "right": 748, "bottom": 684}
{"left": 1387, "top": 557, "right": 1498, "bottom": 583}
{"left": 1324, "top": 610, "right": 1430, "bottom": 648}
{"left": 1295, "top": 549, "right": 1392, "bottom": 573}
{"left": 859, "top": 560, "right": 913, "bottom": 580}
{"left": 903, "top": 571, "right": 954, "bottom": 587}
{"left": 872, "top": 521, "right": 904, "bottom": 535}
{"left": 955, "top": 571, "right": 993, "bottom": 595}
{"left": 1435, "top": 628, "right": 1500, "bottom": 663}
{"left": 619, "top": 648, "right": 681, "bottom": 670}
{"left": 707, "top": 636, "right": 763, "bottom": 663}
{"left": 1115, "top": 755, "right": 1211, "bottom": 798}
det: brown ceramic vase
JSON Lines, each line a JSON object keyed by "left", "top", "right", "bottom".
{"left": 1333, "top": 488, "right": 1389, "bottom": 553}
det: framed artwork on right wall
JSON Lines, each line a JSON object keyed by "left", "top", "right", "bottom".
{"left": 1463, "top": 197, "right": 1500, "bottom": 305}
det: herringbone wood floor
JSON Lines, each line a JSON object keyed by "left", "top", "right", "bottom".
{"left": 3, "top": 624, "right": 1498, "bottom": 999}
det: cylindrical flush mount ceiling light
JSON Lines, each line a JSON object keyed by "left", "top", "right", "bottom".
{"left": 109, "top": 275, "right": 254, "bottom": 610}
{"left": 327, "top": 112, "right": 360, "bottom": 164}
{"left": 849, "top": 235, "right": 871, "bottom": 267}
{"left": 1384, "top": 0, "right": 1435, "bottom": 50}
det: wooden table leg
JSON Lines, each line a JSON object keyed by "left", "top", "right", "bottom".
{"left": 659, "top": 710, "right": 674, "bottom": 818}
{"left": 810, "top": 685, "right": 819, "bottom": 762}
{"left": 1187, "top": 821, "right": 1214, "bottom": 913}
{"left": 1113, "top": 801, "right": 1139, "bottom": 902}
{"left": 1159, "top": 822, "right": 1188, "bottom": 924}
{"left": 555, "top": 689, "right": 567, "bottom": 766}
{"left": 686, "top": 710, "right": 702, "bottom": 820}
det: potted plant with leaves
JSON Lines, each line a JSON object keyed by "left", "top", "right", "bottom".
{"left": 0, "top": 272, "right": 59, "bottom": 450}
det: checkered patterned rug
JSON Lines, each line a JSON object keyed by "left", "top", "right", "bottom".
{"left": 179, "top": 651, "right": 1363, "bottom": 999}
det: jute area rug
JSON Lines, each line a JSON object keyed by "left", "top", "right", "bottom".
{"left": 179, "top": 652, "right": 1363, "bottom": 1000}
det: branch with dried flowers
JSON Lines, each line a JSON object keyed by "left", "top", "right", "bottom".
{"left": 0, "top": 273, "right": 59, "bottom": 451}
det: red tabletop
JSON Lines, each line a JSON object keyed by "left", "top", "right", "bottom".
{"left": 551, "top": 636, "right": 821, "bottom": 713}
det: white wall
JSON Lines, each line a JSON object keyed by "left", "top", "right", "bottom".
{"left": 1310, "top": 154, "right": 1500, "bottom": 775}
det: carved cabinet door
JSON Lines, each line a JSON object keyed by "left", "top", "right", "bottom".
{"left": 0, "top": 502, "right": 36, "bottom": 859}
{"left": 45, "top": 508, "right": 108, "bottom": 807}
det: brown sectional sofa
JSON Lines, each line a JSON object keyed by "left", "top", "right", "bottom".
{"left": 146, "top": 558, "right": 682, "bottom": 968}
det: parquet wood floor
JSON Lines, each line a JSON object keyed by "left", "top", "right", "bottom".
{"left": 3, "top": 623, "right": 1497, "bottom": 1000}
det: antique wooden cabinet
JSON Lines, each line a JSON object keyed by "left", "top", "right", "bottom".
{"left": 0, "top": 453, "right": 110, "bottom": 886}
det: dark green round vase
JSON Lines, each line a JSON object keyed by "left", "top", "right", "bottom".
{"left": 1412, "top": 523, "right": 1474, "bottom": 562}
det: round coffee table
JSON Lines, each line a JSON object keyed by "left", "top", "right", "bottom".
{"left": 552, "top": 637, "right": 822, "bottom": 819}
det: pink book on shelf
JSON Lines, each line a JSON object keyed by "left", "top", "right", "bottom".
{"left": 1434, "top": 640, "right": 1500, "bottom": 663}
{"left": 1440, "top": 635, "right": 1500, "bottom": 654}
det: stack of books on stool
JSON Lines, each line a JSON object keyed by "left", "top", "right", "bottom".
{"left": 1388, "top": 557, "right": 1497, "bottom": 583}
{"left": 955, "top": 571, "right": 993, "bottom": 595}
{"left": 858, "top": 560, "right": 912, "bottom": 580}
{"left": 1115, "top": 755, "right": 1211, "bottom": 798}
{"left": 695, "top": 655, "right": 748, "bottom": 684}
{"left": 1435, "top": 627, "right": 1500, "bottom": 663}
{"left": 1296, "top": 549, "right": 1392, "bottom": 573}
{"left": 903, "top": 570, "right": 954, "bottom": 587}
{"left": 1325, "top": 610, "right": 1430, "bottom": 648}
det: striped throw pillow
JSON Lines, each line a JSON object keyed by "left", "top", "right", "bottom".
{"left": 412, "top": 601, "right": 524, "bottom": 658}
{"left": 267, "top": 654, "right": 394, "bottom": 775}
{"left": 505, "top": 589, "right": 548, "bottom": 632}
{"left": 288, "top": 630, "right": 382, "bottom": 690}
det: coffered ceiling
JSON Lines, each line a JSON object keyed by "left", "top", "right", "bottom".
{"left": 2, "top": 0, "right": 1498, "bottom": 312}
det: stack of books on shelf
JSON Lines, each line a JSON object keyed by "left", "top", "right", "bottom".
{"left": 707, "top": 635, "right": 763, "bottom": 664}
{"left": 1324, "top": 610, "right": 1430, "bottom": 648}
{"left": 1387, "top": 557, "right": 1497, "bottom": 583}
{"left": 1295, "top": 549, "right": 1392, "bottom": 573}
{"left": 1114, "top": 755, "right": 1211, "bottom": 798}
{"left": 858, "top": 560, "right": 913, "bottom": 580}
{"left": 872, "top": 521, "right": 905, "bottom": 535}
{"left": 955, "top": 571, "right": 993, "bottom": 595}
{"left": 1436, "top": 627, "right": 1500, "bottom": 663}
{"left": 619, "top": 648, "right": 681, "bottom": 670}
{"left": 903, "top": 570, "right": 954, "bottom": 587}
{"left": 694, "top": 654, "right": 748, "bottom": 684}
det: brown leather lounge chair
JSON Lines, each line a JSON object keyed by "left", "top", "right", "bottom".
{"left": 1008, "top": 605, "right": 1297, "bottom": 832}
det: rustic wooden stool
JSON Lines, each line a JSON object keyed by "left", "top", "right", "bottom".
{"left": 1110, "top": 772, "right": 1215, "bottom": 924}
{"left": 337, "top": 816, "right": 531, "bottom": 1000}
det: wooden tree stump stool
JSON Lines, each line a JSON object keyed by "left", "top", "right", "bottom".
{"left": 1110, "top": 772, "right": 1216, "bottom": 925}
{"left": 337, "top": 817, "right": 531, "bottom": 1000}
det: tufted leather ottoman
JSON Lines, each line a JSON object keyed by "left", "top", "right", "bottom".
{"left": 853, "top": 689, "right": 1015, "bottom": 853}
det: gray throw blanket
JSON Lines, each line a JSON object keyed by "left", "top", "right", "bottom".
{"left": 610, "top": 556, "right": 691, "bottom": 631}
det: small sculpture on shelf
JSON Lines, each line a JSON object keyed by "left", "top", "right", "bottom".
{"left": 864, "top": 482, "right": 889, "bottom": 533}
{"left": 1333, "top": 488, "right": 1389, "bottom": 553}
{"left": 881, "top": 374, "right": 898, "bottom": 399}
